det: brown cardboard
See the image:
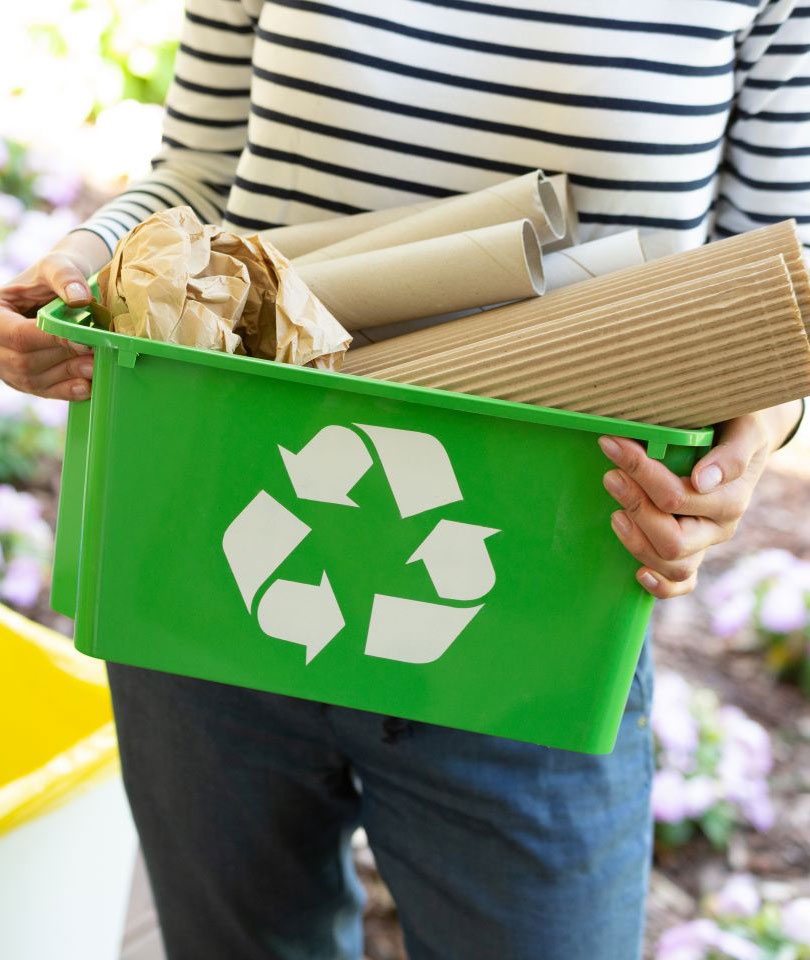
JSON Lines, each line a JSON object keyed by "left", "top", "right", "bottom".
{"left": 296, "top": 220, "right": 543, "bottom": 331}
{"left": 543, "top": 174, "right": 579, "bottom": 253}
{"left": 99, "top": 206, "right": 351, "bottom": 370}
{"left": 293, "top": 170, "right": 567, "bottom": 266}
{"left": 359, "top": 256, "right": 810, "bottom": 428}
{"left": 262, "top": 200, "right": 436, "bottom": 259}
{"left": 344, "top": 228, "right": 644, "bottom": 348}
{"left": 344, "top": 220, "right": 810, "bottom": 376}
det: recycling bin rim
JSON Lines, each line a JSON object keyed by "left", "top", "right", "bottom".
{"left": 38, "top": 293, "right": 715, "bottom": 458}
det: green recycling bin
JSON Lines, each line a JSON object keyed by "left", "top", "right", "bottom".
{"left": 38, "top": 290, "right": 713, "bottom": 754}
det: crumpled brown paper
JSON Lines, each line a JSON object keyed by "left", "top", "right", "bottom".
{"left": 98, "top": 206, "right": 351, "bottom": 369}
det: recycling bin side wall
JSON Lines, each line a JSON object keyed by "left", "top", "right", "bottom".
{"left": 50, "top": 397, "right": 91, "bottom": 619}
{"left": 0, "top": 776, "right": 137, "bottom": 960}
{"left": 0, "top": 604, "right": 137, "bottom": 960}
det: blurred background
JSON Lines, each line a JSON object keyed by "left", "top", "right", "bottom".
{"left": 3, "top": 5, "right": 810, "bottom": 959}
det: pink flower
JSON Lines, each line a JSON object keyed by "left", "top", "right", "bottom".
{"left": 652, "top": 769, "right": 689, "bottom": 823}
{"left": 759, "top": 581, "right": 808, "bottom": 634}
{"left": 711, "top": 875, "right": 760, "bottom": 918}
{"left": 0, "top": 555, "right": 43, "bottom": 607}
{"left": 782, "top": 898, "right": 810, "bottom": 946}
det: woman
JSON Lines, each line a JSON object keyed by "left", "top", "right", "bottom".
{"left": 1, "top": 2, "right": 807, "bottom": 957}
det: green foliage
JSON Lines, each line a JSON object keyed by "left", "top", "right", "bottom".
{"left": 0, "top": 415, "right": 65, "bottom": 485}
{"left": 0, "top": 140, "right": 39, "bottom": 211}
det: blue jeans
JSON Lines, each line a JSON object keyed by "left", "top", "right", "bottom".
{"left": 107, "top": 638, "right": 654, "bottom": 960}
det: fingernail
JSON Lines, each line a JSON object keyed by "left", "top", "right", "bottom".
{"left": 72, "top": 383, "right": 90, "bottom": 399}
{"left": 612, "top": 511, "right": 631, "bottom": 535}
{"left": 639, "top": 572, "right": 658, "bottom": 591}
{"left": 79, "top": 360, "right": 94, "bottom": 378}
{"left": 598, "top": 436, "right": 621, "bottom": 460}
{"left": 65, "top": 282, "right": 89, "bottom": 302}
{"left": 604, "top": 471, "right": 626, "bottom": 496}
{"left": 696, "top": 464, "right": 723, "bottom": 493}
{"left": 71, "top": 343, "right": 93, "bottom": 355}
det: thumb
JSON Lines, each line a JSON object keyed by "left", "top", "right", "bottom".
{"left": 691, "top": 416, "right": 761, "bottom": 494}
{"left": 41, "top": 253, "right": 92, "bottom": 306}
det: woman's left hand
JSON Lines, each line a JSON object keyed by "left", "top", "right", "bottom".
{"left": 598, "top": 404, "right": 801, "bottom": 598}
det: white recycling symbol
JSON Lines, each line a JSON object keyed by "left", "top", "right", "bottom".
{"left": 222, "top": 424, "right": 499, "bottom": 665}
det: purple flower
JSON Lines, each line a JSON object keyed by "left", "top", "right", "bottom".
{"left": 684, "top": 775, "right": 719, "bottom": 818}
{"left": 652, "top": 769, "right": 690, "bottom": 823}
{"left": 656, "top": 919, "right": 718, "bottom": 960}
{"left": 741, "top": 789, "right": 775, "bottom": 833}
{"left": 708, "top": 929, "right": 762, "bottom": 960}
{"left": 711, "top": 591, "right": 756, "bottom": 638}
{"left": 711, "top": 875, "right": 761, "bottom": 918}
{"left": 25, "top": 395, "right": 69, "bottom": 429}
{"left": 782, "top": 898, "right": 810, "bottom": 946}
{"left": 0, "top": 555, "right": 43, "bottom": 607}
{"left": 6, "top": 209, "right": 78, "bottom": 273}
{"left": 653, "top": 673, "right": 700, "bottom": 760}
{"left": 0, "top": 382, "right": 29, "bottom": 417}
{"left": 719, "top": 707, "right": 772, "bottom": 779}
{"left": 0, "top": 485, "right": 42, "bottom": 535}
{"left": 706, "top": 551, "right": 798, "bottom": 608}
{"left": 33, "top": 171, "right": 82, "bottom": 208}
{"left": 759, "top": 581, "right": 808, "bottom": 634}
{"left": 0, "top": 192, "right": 24, "bottom": 226}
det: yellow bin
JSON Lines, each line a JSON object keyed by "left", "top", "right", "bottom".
{"left": 0, "top": 603, "right": 137, "bottom": 960}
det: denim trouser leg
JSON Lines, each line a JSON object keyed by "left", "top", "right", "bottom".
{"left": 107, "top": 637, "right": 654, "bottom": 960}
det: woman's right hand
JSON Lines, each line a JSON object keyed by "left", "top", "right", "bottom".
{"left": 0, "top": 233, "right": 109, "bottom": 401}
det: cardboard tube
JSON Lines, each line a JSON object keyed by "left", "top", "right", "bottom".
{"left": 363, "top": 256, "right": 810, "bottom": 428}
{"left": 544, "top": 230, "right": 645, "bottom": 291}
{"left": 543, "top": 174, "right": 579, "bottom": 253}
{"left": 296, "top": 220, "right": 543, "bottom": 331}
{"left": 294, "top": 171, "right": 566, "bottom": 266}
{"left": 261, "top": 200, "right": 437, "bottom": 259}
{"left": 344, "top": 220, "right": 810, "bottom": 376}
{"left": 352, "top": 227, "right": 643, "bottom": 348}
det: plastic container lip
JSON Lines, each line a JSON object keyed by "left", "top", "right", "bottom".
{"left": 37, "top": 293, "right": 714, "bottom": 452}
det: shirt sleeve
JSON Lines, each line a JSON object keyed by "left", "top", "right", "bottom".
{"left": 74, "top": 0, "right": 255, "bottom": 254}
{"left": 713, "top": 1, "right": 810, "bottom": 251}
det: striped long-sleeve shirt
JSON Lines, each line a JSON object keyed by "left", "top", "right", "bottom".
{"left": 77, "top": 0, "right": 810, "bottom": 260}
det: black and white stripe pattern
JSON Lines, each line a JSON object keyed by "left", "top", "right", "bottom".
{"left": 79, "top": 0, "right": 810, "bottom": 258}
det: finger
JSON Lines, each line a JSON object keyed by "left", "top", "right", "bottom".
{"left": 57, "top": 336, "right": 93, "bottom": 355}
{"left": 603, "top": 469, "right": 731, "bottom": 560}
{"left": 21, "top": 353, "right": 94, "bottom": 393}
{"left": 636, "top": 566, "right": 699, "bottom": 600}
{"left": 691, "top": 414, "right": 768, "bottom": 493}
{"left": 598, "top": 435, "right": 748, "bottom": 524}
{"left": 39, "top": 254, "right": 92, "bottom": 306}
{"left": 609, "top": 507, "right": 706, "bottom": 583}
{"left": 0, "top": 306, "right": 68, "bottom": 354}
{"left": 36, "top": 378, "right": 92, "bottom": 402}
{"left": 0, "top": 343, "right": 80, "bottom": 376}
